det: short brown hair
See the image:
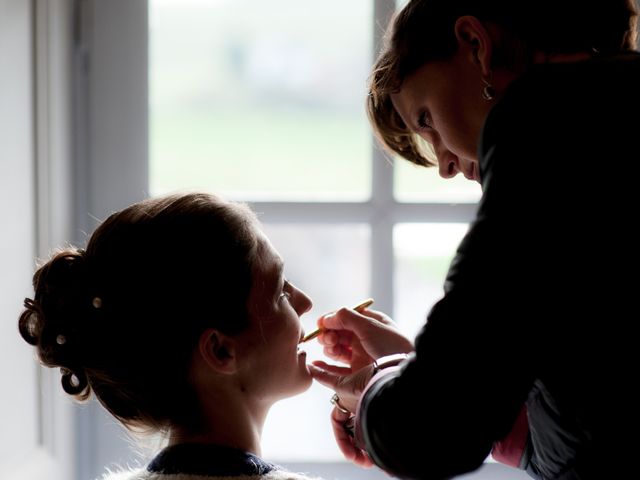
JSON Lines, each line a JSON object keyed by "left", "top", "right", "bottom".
{"left": 367, "top": 0, "right": 639, "bottom": 167}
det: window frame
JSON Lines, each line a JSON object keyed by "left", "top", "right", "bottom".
{"left": 0, "top": 1, "right": 75, "bottom": 479}
{"left": 72, "top": 0, "right": 150, "bottom": 476}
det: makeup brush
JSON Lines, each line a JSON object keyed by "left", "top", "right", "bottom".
{"left": 300, "top": 298, "right": 374, "bottom": 343}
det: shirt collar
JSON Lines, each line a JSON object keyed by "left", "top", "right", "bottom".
{"left": 148, "top": 443, "right": 276, "bottom": 477}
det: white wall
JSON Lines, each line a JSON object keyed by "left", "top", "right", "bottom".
{"left": 0, "top": 1, "right": 75, "bottom": 479}
{"left": 0, "top": 1, "right": 149, "bottom": 479}
{"left": 0, "top": 0, "right": 39, "bottom": 475}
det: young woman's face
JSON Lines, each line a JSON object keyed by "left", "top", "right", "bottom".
{"left": 238, "top": 232, "right": 313, "bottom": 403}
{"left": 391, "top": 51, "right": 492, "bottom": 182}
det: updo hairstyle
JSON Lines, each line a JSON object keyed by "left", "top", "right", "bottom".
{"left": 19, "top": 193, "right": 259, "bottom": 432}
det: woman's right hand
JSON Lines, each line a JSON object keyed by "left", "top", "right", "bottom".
{"left": 316, "top": 307, "right": 414, "bottom": 371}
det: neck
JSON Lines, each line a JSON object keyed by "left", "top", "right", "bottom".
{"left": 168, "top": 390, "right": 270, "bottom": 457}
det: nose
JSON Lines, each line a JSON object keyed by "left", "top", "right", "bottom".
{"left": 293, "top": 286, "right": 313, "bottom": 315}
{"left": 437, "top": 148, "right": 461, "bottom": 179}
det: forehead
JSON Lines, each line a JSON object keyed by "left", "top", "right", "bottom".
{"left": 252, "top": 233, "right": 283, "bottom": 283}
{"left": 391, "top": 61, "right": 456, "bottom": 130}
{"left": 390, "top": 64, "right": 435, "bottom": 130}
{"left": 246, "top": 233, "right": 283, "bottom": 318}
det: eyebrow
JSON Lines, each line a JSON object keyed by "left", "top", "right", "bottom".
{"left": 399, "top": 105, "right": 421, "bottom": 133}
{"left": 274, "top": 258, "right": 284, "bottom": 277}
{"left": 270, "top": 259, "right": 285, "bottom": 299}
{"left": 390, "top": 92, "right": 419, "bottom": 133}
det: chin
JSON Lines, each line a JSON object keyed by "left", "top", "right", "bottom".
{"left": 291, "top": 371, "right": 314, "bottom": 396}
{"left": 274, "top": 376, "right": 313, "bottom": 404}
{"left": 300, "top": 372, "right": 313, "bottom": 391}
{"left": 272, "top": 361, "right": 313, "bottom": 398}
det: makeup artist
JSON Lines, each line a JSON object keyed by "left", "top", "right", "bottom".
{"left": 309, "top": 1, "right": 640, "bottom": 479}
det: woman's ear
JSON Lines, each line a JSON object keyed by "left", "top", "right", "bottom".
{"left": 454, "top": 16, "right": 494, "bottom": 78}
{"left": 198, "top": 328, "right": 238, "bottom": 374}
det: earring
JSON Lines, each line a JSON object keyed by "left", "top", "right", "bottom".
{"left": 482, "top": 78, "right": 495, "bottom": 101}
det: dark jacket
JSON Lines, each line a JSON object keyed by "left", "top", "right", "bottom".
{"left": 359, "top": 53, "right": 640, "bottom": 480}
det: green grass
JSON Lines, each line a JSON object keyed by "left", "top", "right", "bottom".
{"left": 150, "top": 107, "right": 371, "bottom": 199}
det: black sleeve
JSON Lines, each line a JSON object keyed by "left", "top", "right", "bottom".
{"left": 358, "top": 77, "right": 553, "bottom": 479}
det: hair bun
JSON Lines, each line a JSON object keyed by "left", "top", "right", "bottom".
{"left": 19, "top": 298, "right": 43, "bottom": 346}
{"left": 18, "top": 249, "right": 94, "bottom": 400}
{"left": 60, "top": 367, "right": 89, "bottom": 397}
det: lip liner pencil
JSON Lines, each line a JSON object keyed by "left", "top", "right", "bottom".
{"left": 299, "top": 298, "right": 374, "bottom": 343}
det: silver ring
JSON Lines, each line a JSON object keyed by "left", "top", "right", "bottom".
{"left": 330, "top": 393, "right": 351, "bottom": 414}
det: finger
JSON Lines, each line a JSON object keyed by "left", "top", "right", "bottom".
{"left": 330, "top": 409, "right": 358, "bottom": 461}
{"left": 320, "top": 329, "right": 354, "bottom": 347}
{"left": 352, "top": 449, "right": 374, "bottom": 468}
{"left": 322, "top": 308, "right": 379, "bottom": 335}
{"left": 330, "top": 409, "right": 373, "bottom": 467}
{"left": 338, "top": 333, "right": 355, "bottom": 346}
{"left": 360, "top": 308, "right": 392, "bottom": 324}
{"left": 311, "top": 360, "right": 352, "bottom": 376}
{"left": 320, "top": 309, "right": 358, "bottom": 330}
{"left": 308, "top": 364, "right": 343, "bottom": 390}
{"left": 323, "top": 345, "right": 353, "bottom": 364}
{"left": 318, "top": 330, "right": 339, "bottom": 347}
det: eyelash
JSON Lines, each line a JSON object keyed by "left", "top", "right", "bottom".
{"left": 279, "top": 280, "right": 292, "bottom": 301}
{"left": 417, "top": 111, "right": 432, "bottom": 130}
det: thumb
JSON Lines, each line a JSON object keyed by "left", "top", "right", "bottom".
{"left": 312, "top": 360, "right": 352, "bottom": 376}
{"left": 309, "top": 364, "right": 347, "bottom": 392}
{"left": 310, "top": 364, "right": 374, "bottom": 398}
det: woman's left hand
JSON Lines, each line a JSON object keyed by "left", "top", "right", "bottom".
{"left": 309, "top": 362, "right": 375, "bottom": 467}
{"left": 328, "top": 399, "right": 373, "bottom": 467}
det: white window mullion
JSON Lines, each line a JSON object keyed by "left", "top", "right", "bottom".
{"left": 72, "top": 2, "right": 151, "bottom": 480}
{"left": 370, "top": 0, "right": 398, "bottom": 316}
{"left": 247, "top": 202, "right": 376, "bottom": 223}
{"left": 76, "top": 0, "right": 149, "bottom": 239}
{"left": 34, "top": 1, "right": 76, "bottom": 479}
{"left": 0, "top": 1, "right": 76, "bottom": 479}
{"left": 373, "top": 0, "right": 396, "bottom": 56}
{"left": 371, "top": 137, "right": 396, "bottom": 314}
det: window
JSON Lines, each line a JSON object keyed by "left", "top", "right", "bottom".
{"left": 148, "top": 0, "right": 481, "bottom": 463}
{"left": 149, "top": 0, "right": 373, "bottom": 201}
{"left": 69, "top": 1, "right": 539, "bottom": 479}
{"left": 16, "top": 2, "right": 536, "bottom": 479}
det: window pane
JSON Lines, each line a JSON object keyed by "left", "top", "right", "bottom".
{"left": 394, "top": 159, "right": 482, "bottom": 203}
{"left": 394, "top": 223, "right": 469, "bottom": 339}
{"left": 149, "top": 0, "right": 372, "bottom": 201}
{"left": 259, "top": 223, "right": 370, "bottom": 461}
